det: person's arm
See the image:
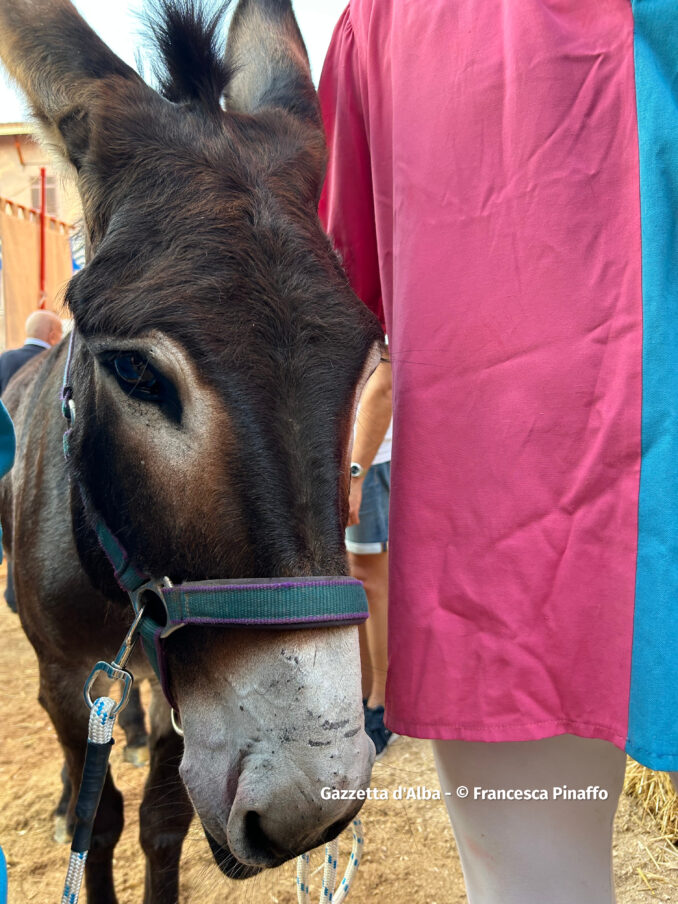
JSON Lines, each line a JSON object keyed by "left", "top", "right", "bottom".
{"left": 319, "top": 10, "right": 390, "bottom": 526}
{"left": 318, "top": 8, "right": 384, "bottom": 327}
{"left": 348, "top": 358, "right": 392, "bottom": 526}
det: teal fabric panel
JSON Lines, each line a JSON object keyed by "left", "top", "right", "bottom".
{"left": 0, "top": 402, "right": 14, "bottom": 478}
{"left": 628, "top": 0, "right": 678, "bottom": 770}
{"left": 0, "top": 402, "right": 15, "bottom": 564}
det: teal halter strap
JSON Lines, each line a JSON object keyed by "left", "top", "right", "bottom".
{"left": 130, "top": 578, "right": 369, "bottom": 705}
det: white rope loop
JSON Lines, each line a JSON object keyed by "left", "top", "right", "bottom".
{"left": 322, "top": 839, "right": 339, "bottom": 900}
{"left": 296, "top": 818, "right": 364, "bottom": 904}
{"left": 88, "top": 696, "right": 117, "bottom": 745}
{"left": 332, "top": 818, "right": 364, "bottom": 904}
{"left": 60, "top": 697, "right": 118, "bottom": 904}
{"left": 296, "top": 851, "right": 311, "bottom": 899}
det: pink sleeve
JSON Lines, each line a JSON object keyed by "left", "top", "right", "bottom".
{"left": 318, "top": 7, "right": 384, "bottom": 328}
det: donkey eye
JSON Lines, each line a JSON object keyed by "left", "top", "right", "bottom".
{"left": 112, "top": 353, "right": 162, "bottom": 400}
{"left": 102, "top": 350, "right": 182, "bottom": 423}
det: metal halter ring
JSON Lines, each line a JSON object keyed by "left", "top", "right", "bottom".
{"left": 61, "top": 392, "right": 76, "bottom": 425}
{"left": 129, "top": 577, "right": 173, "bottom": 629}
{"left": 171, "top": 708, "right": 184, "bottom": 737}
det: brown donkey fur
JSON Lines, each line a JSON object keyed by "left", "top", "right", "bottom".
{"left": 0, "top": 2, "right": 382, "bottom": 902}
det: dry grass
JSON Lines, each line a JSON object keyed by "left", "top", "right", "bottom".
{"left": 624, "top": 760, "right": 678, "bottom": 844}
{"left": 620, "top": 759, "right": 678, "bottom": 898}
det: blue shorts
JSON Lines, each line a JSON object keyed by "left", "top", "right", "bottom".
{"left": 345, "top": 461, "right": 390, "bottom": 554}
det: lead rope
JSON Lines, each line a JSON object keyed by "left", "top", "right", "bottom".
{"left": 60, "top": 607, "right": 144, "bottom": 904}
{"left": 61, "top": 698, "right": 363, "bottom": 904}
{"left": 61, "top": 697, "right": 118, "bottom": 904}
{"left": 296, "top": 819, "right": 364, "bottom": 904}
{"left": 60, "top": 611, "right": 365, "bottom": 904}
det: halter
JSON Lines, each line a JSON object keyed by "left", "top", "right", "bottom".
{"left": 60, "top": 330, "right": 368, "bottom": 707}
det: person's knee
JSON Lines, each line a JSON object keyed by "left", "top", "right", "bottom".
{"left": 452, "top": 737, "right": 621, "bottom": 785}
{"left": 348, "top": 552, "right": 387, "bottom": 596}
{"left": 348, "top": 553, "right": 369, "bottom": 586}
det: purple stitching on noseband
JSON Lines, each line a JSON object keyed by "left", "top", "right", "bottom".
{"left": 166, "top": 579, "right": 359, "bottom": 594}
{"left": 163, "top": 613, "right": 367, "bottom": 627}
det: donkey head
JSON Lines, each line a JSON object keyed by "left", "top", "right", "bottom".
{"left": 0, "top": 0, "right": 382, "bottom": 874}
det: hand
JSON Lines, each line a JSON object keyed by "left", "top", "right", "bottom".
{"left": 347, "top": 477, "right": 364, "bottom": 526}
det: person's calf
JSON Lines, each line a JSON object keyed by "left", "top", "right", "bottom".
{"left": 432, "top": 735, "right": 626, "bottom": 904}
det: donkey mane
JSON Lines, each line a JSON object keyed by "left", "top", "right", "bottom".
{"left": 144, "top": 0, "right": 233, "bottom": 114}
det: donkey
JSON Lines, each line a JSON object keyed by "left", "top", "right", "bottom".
{"left": 0, "top": 1, "right": 383, "bottom": 901}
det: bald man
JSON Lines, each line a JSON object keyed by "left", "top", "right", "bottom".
{"left": 1, "top": 310, "right": 61, "bottom": 613}
{"left": 0, "top": 310, "right": 63, "bottom": 394}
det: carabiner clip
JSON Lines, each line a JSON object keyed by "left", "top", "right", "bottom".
{"left": 82, "top": 604, "right": 146, "bottom": 714}
{"left": 84, "top": 661, "right": 134, "bottom": 715}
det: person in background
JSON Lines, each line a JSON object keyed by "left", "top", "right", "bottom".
{"left": 0, "top": 309, "right": 60, "bottom": 611}
{"left": 346, "top": 354, "right": 395, "bottom": 757}
{"left": 0, "top": 310, "right": 62, "bottom": 394}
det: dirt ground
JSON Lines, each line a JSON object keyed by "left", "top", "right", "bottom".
{"left": 2, "top": 597, "right": 678, "bottom": 904}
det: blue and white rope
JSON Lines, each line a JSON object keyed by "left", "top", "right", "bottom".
{"left": 60, "top": 697, "right": 117, "bottom": 904}
{"left": 296, "top": 819, "right": 364, "bottom": 904}
{"left": 61, "top": 851, "right": 87, "bottom": 904}
{"left": 321, "top": 840, "right": 339, "bottom": 900}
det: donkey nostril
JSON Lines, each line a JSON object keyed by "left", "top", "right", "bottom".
{"left": 244, "top": 810, "right": 287, "bottom": 860}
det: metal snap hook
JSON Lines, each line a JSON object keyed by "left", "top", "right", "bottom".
{"left": 84, "top": 661, "right": 134, "bottom": 715}
{"left": 82, "top": 604, "right": 147, "bottom": 714}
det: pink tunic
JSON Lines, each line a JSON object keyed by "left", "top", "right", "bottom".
{"left": 319, "top": 0, "right": 678, "bottom": 768}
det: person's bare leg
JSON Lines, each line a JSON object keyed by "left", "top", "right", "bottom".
{"left": 432, "top": 734, "right": 626, "bottom": 904}
{"left": 348, "top": 550, "right": 389, "bottom": 708}
{"left": 669, "top": 772, "right": 678, "bottom": 794}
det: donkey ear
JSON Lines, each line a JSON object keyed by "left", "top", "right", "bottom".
{"left": 0, "top": 0, "right": 143, "bottom": 170}
{"left": 226, "top": 0, "right": 322, "bottom": 131}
